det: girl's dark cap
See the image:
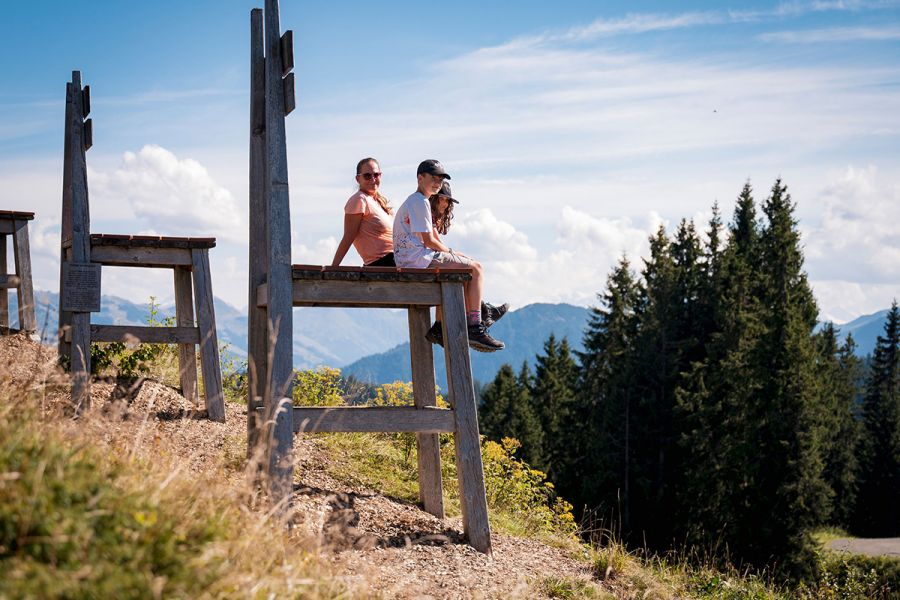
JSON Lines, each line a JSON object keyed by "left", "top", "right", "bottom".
{"left": 417, "top": 159, "right": 451, "bottom": 180}
{"left": 438, "top": 181, "right": 460, "bottom": 203}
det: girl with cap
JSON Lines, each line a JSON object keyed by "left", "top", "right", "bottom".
{"left": 331, "top": 157, "right": 396, "bottom": 267}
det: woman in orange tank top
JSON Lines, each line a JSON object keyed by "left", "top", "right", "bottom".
{"left": 331, "top": 157, "right": 395, "bottom": 266}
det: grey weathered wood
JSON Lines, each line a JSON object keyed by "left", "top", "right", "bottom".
{"left": 58, "top": 82, "right": 74, "bottom": 362}
{"left": 0, "top": 236, "right": 7, "bottom": 327}
{"left": 82, "top": 85, "right": 91, "bottom": 117}
{"left": 264, "top": 0, "right": 295, "bottom": 502}
{"left": 83, "top": 119, "right": 93, "bottom": 151}
{"left": 90, "top": 245, "right": 193, "bottom": 267}
{"left": 280, "top": 30, "right": 294, "bottom": 75}
{"left": 290, "top": 406, "right": 455, "bottom": 433}
{"left": 247, "top": 7, "right": 268, "bottom": 458}
{"left": 191, "top": 249, "right": 224, "bottom": 422}
{"left": 283, "top": 72, "right": 295, "bottom": 115}
{"left": 88, "top": 324, "right": 200, "bottom": 344}
{"left": 89, "top": 234, "right": 216, "bottom": 249}
{"left": 292, "top": 280, "right": 441, "bottom": 306}
{"left": 68, "top": 72, "right": 93, "bottom": 409}
{"left": 409, "top": 306, "right": 444, "bottom": 518}
{"left": 174, "top": 266, "right": 199, "bottom": 406}
{"left": 0, "top": 222, "right": 14, "bottom": 235}
{"left": 0, "top": 274, "right": 21, "bottom": 289}
{"left": 441, "top": 281, "right": 492, "bottom": 555}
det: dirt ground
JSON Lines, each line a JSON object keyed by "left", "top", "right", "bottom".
{"left": 2, "top": 333, "right": 603, "bottom": 599}
{"left": 828, "top": 538, "right": 900, "bottom": 558}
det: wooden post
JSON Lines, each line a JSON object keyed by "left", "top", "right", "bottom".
{"left": 67, "top": 72, "right": 93, "bottom": 410}
{"left": 247, "top": 7, "right": 268, "bottom": 458}
{"left": 191, "top": 249, "right": 225, "bottom": 422}
{"left": 58, "top": 79, "right": 75, "bottom": 363}
{"left": 409, "top": 306, "right": 444, "bottom": 518}
{"left": 174, "top": 266, "right": 198, "bottom": 405}
{"left": 0, "top": 236, "right": 7, "bottom": 329}
{"left": 263, "top": 0, "right": 295, "bottom": 504}
{"left": 11, "top": 220, "right": 36, "bottom": 333}
{"left": 441, "top": 281, "right": 492, "bottom": 555}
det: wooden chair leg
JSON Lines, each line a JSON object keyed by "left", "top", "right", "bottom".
{"left": 409, "top": 306, "right": 445, "bottom": 519}
{"left": 440, "top": 282, "right": 492, "bottom": 555}
{"left": 191, "top": 249, "right": 225, "bottom": 422}
{"left": 70, "top": 310, "right": 91, "bottom": 412}
{"left": 0, "top": 234, "right": 8, "bottom": 330}
{"left": 174, "top": 266, "right": 199, "bottom": 405}
{"left": 12, "top": 220, "right": 36, "bottom": 333}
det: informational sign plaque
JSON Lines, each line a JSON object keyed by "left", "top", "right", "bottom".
{"left": 62, "top": 263, "right": 101, "bottom": 312}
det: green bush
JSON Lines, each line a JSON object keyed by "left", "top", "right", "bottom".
{"left": 90, "top": 297, "right": 177, "bottom": 379}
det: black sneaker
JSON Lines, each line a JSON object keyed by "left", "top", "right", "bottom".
{"left": 425, "top": 322, "right": 443, "bottom": 347}
{"left": 467, "top": 322, "right": 505, "bottom": 352}
{"left": 481, "top": 301, "right": 510, "bottom": 328}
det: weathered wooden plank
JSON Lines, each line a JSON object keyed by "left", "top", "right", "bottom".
{"left": 0, "top": 236, "right": 8, "bottom": 327}
{"left": 280, "top": 30, "right": 294, "bottom": 75}
{"left": 0, "top": 274, "right": 21, "bottom": 289}
{"left": 69, "top": 71, "right": 93, "bottom": 409}
{"left": 58, "top": 81, "right": 74, "bottom": 361}
{"left": 291, "top": 406, "right": 455, "bottom": 433}
{"left": 441, "top": 281, "right": 492, "bottom": 555}
{"left": 88, "top": 324, "right": 200, "bottom": 344}
{"left": 283, "top": 72, "right": 295, "bottom": 115}
{"left": 174, "top": 266, "right": 199, "bottom": 405}
{"left": 0, "top": 211, "right": 35, "bottom": 220}
{"left": 82, "top": 85, "right": 91, "bottom": 117}
{"left": 191, "top": 249, "right": 224, "bottom": 422}
{"left": 90, "top": 245, "right": 192, "bottom": 267}
{"left": 0, "top": 222, "right": 15, "bottom": 235}
{"left": 264, "top": 0, "right": 295, "bottom": 503}
{"left": 247, "top": 7, "right": 268, "bottom": 458}
{"left": 291, "top": 264, "right": 472, "bottom": 283}
{"left": 90, "top": 234, "right": 216, "bottom": 249}
{"left": 292, "top": 280, "right": 441, "bottom": 306}
{"left": 409, "top": 306, "right": 444, "bottom": 518}
{"left": 12, "top": 220, "right": 36, "bottom": 333}
{"left": 83, "top": 118, "right": 92, "bottom": 151}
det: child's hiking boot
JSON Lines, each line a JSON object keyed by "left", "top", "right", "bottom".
{"left": 481, "top": 301, "right": 509, "bottom": 328}
{"left": 467, "top": 322, "right": 505, "bottom": 352}
{"left": 425, "top": 322, "right": 444, "bottom": 347}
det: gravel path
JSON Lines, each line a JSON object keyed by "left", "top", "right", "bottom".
{"left": 828, "top": 538, "right": 900, "bottom": 558}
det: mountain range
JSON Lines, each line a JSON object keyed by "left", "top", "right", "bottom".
{"left": 14, "top": 291, "right": 892, "bottom": 387}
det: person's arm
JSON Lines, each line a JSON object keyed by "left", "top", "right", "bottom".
{"left": 331, "top": 212, "right": 364, "bottom": 266}
{"left": 418, "top": 229, "right": 452, "bottom": 253}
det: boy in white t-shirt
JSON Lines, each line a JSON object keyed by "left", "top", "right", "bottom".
{"left": 393, "top": 159, "right": 505, "bottom": 353}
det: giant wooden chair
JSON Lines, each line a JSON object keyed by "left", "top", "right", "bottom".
{"left": 0, "top": 210, "right": 36, "bottom": 336}
{"left": 58, "top": 72, "right": 225, "bottom": 421}
{"left": 247, "top": 1, "right": 492, "bottom": 554}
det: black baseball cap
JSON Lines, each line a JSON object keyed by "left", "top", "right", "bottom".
{"left": 417, "top": 159, "right": 451, "bottom": 180}
{"left": 437, "top": 181, "right": 459, "bottom": 204}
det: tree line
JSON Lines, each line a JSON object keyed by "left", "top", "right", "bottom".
{"left": 478, "top": 179, "right": 900, "bottom": 582}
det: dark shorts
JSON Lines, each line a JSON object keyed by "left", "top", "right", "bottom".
{"left": 365, "top": 252, "right": 396, "bottom": 267}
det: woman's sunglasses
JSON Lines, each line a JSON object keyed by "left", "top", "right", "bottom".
{"left": 360, "top": 172, "right": 382, "bottom": 181}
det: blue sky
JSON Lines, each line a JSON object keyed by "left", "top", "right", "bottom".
{"left": 3, "top": 0, "right": 900, "bottom": 323}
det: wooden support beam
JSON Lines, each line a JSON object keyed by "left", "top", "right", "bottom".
{"left": 247, "top": 6, "right": 268, "bottom": 458}
{"left": 290, "top": 406, "right": 455, "bottom": 434}
{"left": 264, "top": 0, "right": 296, "bottom": 503}
{"left": 0, "top": 235, "right": 7, "bottom": 328}
{"left": 192, "top": 249, "right": 225, "bottom": 422}
{"left": 89, "top": 324, "right": 200, "bottom": 344}
{"left": 174, "top": 266, "right": 199, "bottom": 406}
{"left": 83, "top": 119, "right": 93, "bottom": 151}
{"left": 292, "top": 280, "right": 441, "bottom": 306}
{"left": 0, "top": 274, "right": 20, "bottom": 289}
{"left": 280, "top": 30, "right": 294, "bottom": 75}
{"left": 12, "top": 220, "right": 36, "bottom": 333}
{"left": 441, "top": 281, "right": 492, "bottom": 555}
{"left": 283, "top": 72, "right": 295, "bottom": 116}
{"left": 90, "top": 245, "right": 193, "bottom": 267}
{"left": 409, "top": 306, "right": 445, "bottom": 518}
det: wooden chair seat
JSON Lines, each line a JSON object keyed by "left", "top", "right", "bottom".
{"left": 0, "top": 210, "right": 35, "bottom": 221}
{"left": 90, "top": 234, "right": 216, "bottom": 249}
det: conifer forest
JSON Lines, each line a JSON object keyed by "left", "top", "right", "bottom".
{"left": 478, "top": 179, "right": 900, "bottom": 583}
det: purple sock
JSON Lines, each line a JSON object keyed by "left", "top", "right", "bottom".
{"left": 466, "top": 311, "right": 481, "bottom": 325}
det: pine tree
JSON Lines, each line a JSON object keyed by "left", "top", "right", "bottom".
{"left": 750, "top": 178, "right": 829, "bottom": 580}
{"left": 854, "top": 301, "right": 900, "bottom": 536}
{"left": 479, "top": 363, "right": 544, "bottom": 467}
{"left": 531, "top": 335, "right": 579, "bottom": 480}
{"left": 573, "top": 258, "right": 639, "bottom": 526}
{"left": 816, "top": 325, "right": 862, "bottom": 528}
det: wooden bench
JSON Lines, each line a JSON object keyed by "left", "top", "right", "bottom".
{"left": 247, "top": 2, "right": 492, "bottom": 554}
{"left": 0, "top": 210, "right": 36, "bottom": 335}
{"left": 58, "top": 72, "right": 224, "bottom": 421}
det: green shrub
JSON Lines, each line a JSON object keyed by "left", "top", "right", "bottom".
{"left": 90, "top": 297, "right": 177, "bottom": 379}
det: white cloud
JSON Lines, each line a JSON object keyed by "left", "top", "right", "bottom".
{"left": 759, "top": 25, "right": 900, "bottom": 43}
{"left": 448, "top": 209, "right": 537, "bottom": 261}
{"left": 91, "top": 145, "right": 242, "bottom": 242}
